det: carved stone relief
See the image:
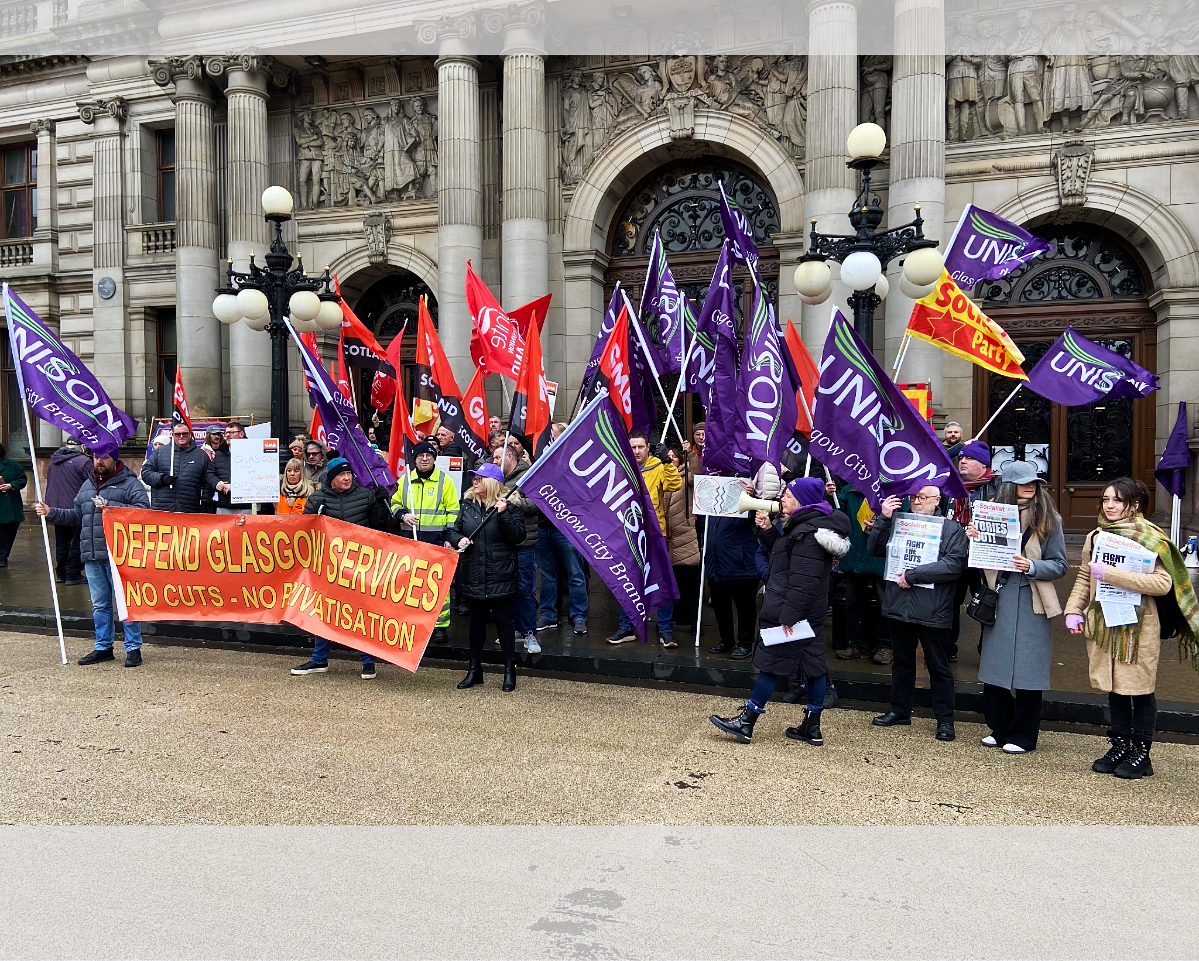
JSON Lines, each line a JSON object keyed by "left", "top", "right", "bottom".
{"left": 1053, "top": 140, "right": 1094, "bottom": 206}
{"left": 363, "top": 209, "right": 391, "bottom": 264}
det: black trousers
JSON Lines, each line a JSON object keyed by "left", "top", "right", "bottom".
{"left": 53, "top": 523, "right": 82, "bottom": 580}
{"left": 888, "top": 620, "right": 955, "bottom": 722}
{"left": 983, "top": 684, "right": 1043, "bottom": 750}
{"left": 710, "top": 578, "right": 759, "bottom": 647}
{"left": 1109, "top": 692, "right": 1158, "bottom": 742}
{"left": 673, "top": 565, "right": 700, "bottom": 626}
{"left": 840, "top": 573, "right": 890, "bottom": 654}
{"left": 0, "top": 521, "right": 19, "bottom": 563}
{"left": 468, "top": 598, "right": 516, "bottom": 660}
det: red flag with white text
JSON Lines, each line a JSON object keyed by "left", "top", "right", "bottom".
{"left": 507, "top": 306, "right": 551, "bottom": 456}
{"left": 172, "top": 367, "right": 192, "bottom": 432}
{"left": 462, "top": 367, "right": 489, "bottom": 459}
{"left": 466, "top": 262, "right": 525, "bottom": 379}
{"left": 386, "top": 333, "right": 420, "bottom": 476}
{"left": 597, "top": 304, "right": 634, "bottom": 431}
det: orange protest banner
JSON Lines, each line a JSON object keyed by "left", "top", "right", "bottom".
{"left": 906, "top": 271, "right": 1027, "bottom": 379}
{"left": 102, "top": 509, "right": 459, "bottom": 672}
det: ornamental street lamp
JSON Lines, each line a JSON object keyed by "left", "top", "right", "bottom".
{"left": 794, "top": 122, "right": 946, "bottom": 350}
{"left": 212, "top": 186, "right": 343, "bottom": 468}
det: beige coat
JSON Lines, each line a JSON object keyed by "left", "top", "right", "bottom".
{"left": 1065, "top": 530, "right": 1173, "bottom": 695}
{"left": 662, "top": 484, "right": 700, "bottom": 567}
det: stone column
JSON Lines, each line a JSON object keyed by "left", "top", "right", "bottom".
{"left": 802, "top": 0, "right": 859, "bottom": 351}
{"left": 419, "top": 16, "right": 483, "bottom": 392}
{"left": 29, "top": 119, "right": 57, "bottom": 273}
{"left": 152, "top": 57, "right": 223, "bottom": 416}
{"left": 79, "top": 98, "right": 134, "bottom": 416}
{"left": 884, "top": 0, "right": 949, "bottom": 402}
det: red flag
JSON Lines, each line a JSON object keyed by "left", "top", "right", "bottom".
{"left": 334, "top": 328, "right": 353, "bottom": 401}
{"left": 462, "top": 367, "right": 489, "bottom": 457}
{"left": 597, "top": 304, "right": 634, "bottom": 431}
{"left": 370, "top": 367, "right": 396, "bottom": 412}
{"left": 509, "top": 293, "right": 553, "bottom": 337}
{"left": 172, "top": 366, "right": 192, "bottom": 432}
{"left": 334, "top": 275, "right": 394, "bottom": 375}
{"left": 466, "top": 261, "right": 526, "bottom": 379}
{"left": 507, "top": 304, "right": 551, "bottom": 455}
{"left": 386, "top": 332, "right": 420, "bottom": 477}
{"left": 413, "top": 296, "right": 444, "bottom": 436}
{"left": 308, "top": 407, "right": 327, "bottom": 448}
{"left": 784, "top": 319, "right": 820, "bottom": 434}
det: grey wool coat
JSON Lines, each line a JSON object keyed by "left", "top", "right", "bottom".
{"left": 976, "top": 522, "right": 1067, "bottom": 691}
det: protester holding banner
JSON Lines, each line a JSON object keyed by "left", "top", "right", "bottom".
{"left": 709, "top": 478, "right": 850, "bottom": 745}
{"left": 449, "top": 463, "right": 527, "bottom": 692}
{"left": 0, "top": 442, "right": 28, "bottom": 569}
{"left": 45, "top": 437, "right": 91, "bottom": 584}
{"left": 834, "top": 484, "right": 895, "bottom": 666}
{"left": 34, "top": 447, "right": 149, "bottom": 666}
{"left": 277, "top": 459, "right": 315, "bottom": 516}
{"left": 965, "top": 461, "right": 1067, "bottom": 755}
{"left": 1065, "top": 477, "right": 1199, "bottom": 780}
{"left": 140, "top": 423, "right": 219, "bottom": 514}
{"left": 946, "top": 440, "right": 1000, "bottom": 662}
{"left": 868, "top": 486, "right": 969, "bottom": 742}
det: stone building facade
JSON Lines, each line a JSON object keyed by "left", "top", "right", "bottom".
{"left": 1, "top": 0, "right": 1198, "bottom": 529}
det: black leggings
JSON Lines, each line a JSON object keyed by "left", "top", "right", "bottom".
{"left": 468, "top": 598, "right": 516, "bottom": 660}
{"left": 1109, "top": 692, "right": 1157, "bottom": 742}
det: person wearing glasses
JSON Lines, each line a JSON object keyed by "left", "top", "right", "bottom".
{"left": 303, "top": 441, "right": 328, "bottom": 486}
{"left": 140, "top": 423, "right": 219, "bottom": 513}
{"left": 867, "top": 484, "right": 969, "bottom": 742}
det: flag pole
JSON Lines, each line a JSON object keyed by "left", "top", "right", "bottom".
{"left": 621, "top": 290, "right": 686, "bottom": 444}
{"left": 971, "top": 382, "right": 1024, "bottom": 442}
{"left": 659, "top": 323, "right": 697, "bottom": 446}
{"left": 1172, "top": 493, "right": 1181, "bottom": 545}
{"left": 891, "top": 330, "right": 912, "bottom": 381}
{"left": 694, "top": 516, "right": 707, "bottom": 649}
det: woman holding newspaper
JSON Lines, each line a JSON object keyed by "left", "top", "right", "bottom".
{"left": 1065, "top": 477, "right": 1199, "bottom": 780}
{"left": 710, "top": 477, "right": 850, "bottom": 746}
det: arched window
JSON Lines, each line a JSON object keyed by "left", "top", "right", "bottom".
{"left": 979, "top": 228, "right": 1147, "bottom": 304}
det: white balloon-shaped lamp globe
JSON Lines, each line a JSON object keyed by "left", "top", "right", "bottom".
{"left": 261, "top": 185, "right": 294, "bottom": 217}
{"left": 292, "top": 314, "right": 319, "bottom": 333}
{"left": 244, "top": 312, "right": 270, "bottom": 332}
{"left": 793, "top": 260, "right": 833, "bottom": 298}
{"left": 316, "top": 299, "right": 344, "bottom": 330}
{"left": 873, "top": 273, "right": 889, "bottom": 301}
{"left": 289, "top": 290, "right": 321, "bottom": 322}
{"left": 801, "top": 288, "right": 832, "bottom": 307}
{"left": 236, "top": 287, "right": 269, "bottom": 321}
{"left": 212, "top": 293, "right": 241, "bottom": 325}
{"left": 900, "top": 274, "right": 939, "bottom": 300}
{"left": 847, "top": 122, "right": 887, "bottom": 160}
{"left": 839, "top": 251, "right": 883, "bottom": 291}
{"left": 902, "top": 246, "right": 945, "bottom": 287}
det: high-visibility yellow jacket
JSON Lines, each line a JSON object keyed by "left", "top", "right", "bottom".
{"left": 640, "top": 456, "right": 682, "bottom": 535}
{"left": 390, "top": 468, "right": 460, "bottom": 542}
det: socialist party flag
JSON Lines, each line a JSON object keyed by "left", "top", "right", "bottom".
{"left": 944, "top": 204, "right": 1053, "bottom": 290}
{"left": 2, "top": 283, "right": 137, "bottom": 454}
{"left": 507, "top": 305, "right": 551, "bottom": 456}
{"left": 906, "top": 271, "right": 1027, "bottom": 379}
{"left": 694, "top": 242, "right": 745, "bottom": 475}
{"left": 813, "top": 308, "right": 967, "bottom": 511}
{"left": 172, "top": 366, "right": 192, "bottom": 432}
{"left": 385, "top": 330, "right": 420, "bottom": 477}
{"left": 466, "top": 261, "right": 526, "bottom": 379}
{"left": 640, "top": 230, "right": 689, "bottom": 374}
{"left": 288, "top": 320, "right": 395, "bottom": 489}
{"left": 334, "top": 275, "right": 393, "bottom": 374}
{"left": 515, "top": 393, "right": 678, "bottom": 640}
{"left": 717, "top": 179, "right": 759, "bottom": 266}
{"left": 1156, "top": 401, "right": 1191, "bottom": 499}
{"left": 460, "top": 367, "right": 489, "bottom": 462}
{"left": 737, "top": 275, "right": 797, "bottom": 472}
{"left": 1025, "top": 327, "right": 1158, "bottom": 406}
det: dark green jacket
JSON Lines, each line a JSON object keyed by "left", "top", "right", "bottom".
{"left": 838, "top": 486, "right": 911, "bottom": 577}
{"left": 0, "top": 457, "right": 28, "bottom": 525}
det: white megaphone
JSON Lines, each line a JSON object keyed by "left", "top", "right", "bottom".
{"left": 737, "top": 491, "right": 781, "bottom": 515}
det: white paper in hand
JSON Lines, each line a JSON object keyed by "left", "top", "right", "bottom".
{"left": 760, "top": 620, "right": 815, "bottom": 647}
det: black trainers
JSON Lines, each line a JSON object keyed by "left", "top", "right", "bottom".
{"left": 606, "top": 629, "right": 636, "bottom": 645}
{"left": 729, "top": 644, "right": 752, "bottom": 660}
{"left": 291, "top": 660, "right": 329, "bottom": 675}
{"left": 78, "top": 649, "right": 115, "bottom": 666}
{"left": 124, "top": 649, "right": 142, "bottom": 668}
{"left": 361, "top": 663, "right": 377, "bottom": 679}
{"left": 430, "top": 627, "right": 448, "bottom": 644}
{"left": 573, "top": 619, "right": 587, "bottom": 634}
{"left": 536, "top": 616, "right": 558, "bottom": 632}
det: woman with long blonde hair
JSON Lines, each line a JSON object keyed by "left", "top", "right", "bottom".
{"left": 277, "top": 458, "right": 316, "bottom": 515}
{"left": 447, "top": 463, "right": 526, "bottom": 691}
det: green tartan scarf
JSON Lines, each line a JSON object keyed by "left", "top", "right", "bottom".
{"left": 1086, "top": 513, "right": 1199, "bottom": 672}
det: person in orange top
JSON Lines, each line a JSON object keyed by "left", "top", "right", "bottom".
{"left": 277, "top": 458, "right": 315, "bottom": 515}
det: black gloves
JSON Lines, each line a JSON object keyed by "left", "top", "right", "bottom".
{"left": 164, "top": 475, "right": 177, "bottom": 487}
{"left": 651, "top": 442, "right": 667, "bottom": 462}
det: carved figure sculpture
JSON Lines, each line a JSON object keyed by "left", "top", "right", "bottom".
{"left": 860, "top": 56, "right": 891, "bottom": 132}
{"left": 1045, "top": 4, "right": 1093, "bottom": 132}
{"left": 383, "top": 99, "right": 420, "bottom": 199}
{"left": 978, "top": 18, "right": 1011, "bottom": 137}
{"left": 1005, "top": 9, "right": 1047, "bottom": 135}
{"left": 947, "top": 16, "right": 984, "bottom": 141}
{"left": 409, "top": 97, "right": 438, "bottom": 197}
{"left": 294, "top": 109, "right": 325, "bottom": 208}
{"left": 561, "top": 69, "right": 592, "bottom": 185}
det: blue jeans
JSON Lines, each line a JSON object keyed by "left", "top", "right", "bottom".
{"left": 511, "top": 546, "right": 537, "bottom": 636}
{"left": 620, "top": 603, "right": 673, "bottom": 637}
{"left": 536, "top": 528, "right": 588, "bottom": 623}
{"left": 85, "top": 559, "right": 142, "bottom": 651}
{"left": 312, "top": 636, "right": 374, "bottom": 667}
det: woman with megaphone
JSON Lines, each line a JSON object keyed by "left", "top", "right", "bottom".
{"left": 710, "top": 477, "right": 851, "bottom": 745}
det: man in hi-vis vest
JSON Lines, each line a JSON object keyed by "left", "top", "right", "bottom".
{"left": 390, "top": 439, "right": 461, "bottom": 642}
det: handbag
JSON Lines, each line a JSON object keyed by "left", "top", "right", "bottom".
{"left": 965, "top": 584, "right": 999, "bottom": 626}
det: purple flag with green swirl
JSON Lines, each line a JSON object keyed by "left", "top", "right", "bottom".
{"left": 737, "top": 275, "right": 798, "bottom": 472}
{"left": 1025, "top": 327, "right": 1158, "bottom": 406}
{"left": 640, "top": 229, "right": 692, "bottom": 375}
{"left": 1155, "top": 401, "right": 1190, "bottom": 499}
{"left": 944, "top": 204, "right": 1052, "bottom": 289}
{"left": 717, "top": 179, "right": 759, "bottom": 267}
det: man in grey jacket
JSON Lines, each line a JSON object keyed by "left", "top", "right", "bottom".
{"left": 34, "top": 448, "right": 150, "bottom": 668}
{"left": 866, "top": 484, "right": 969, "bottom": 742}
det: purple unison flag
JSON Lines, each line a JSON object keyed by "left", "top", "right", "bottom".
{"left": 288, "top": 321, "right": 395, "bottom": 489}
{"left": 1026, "top": 327, "right": 1159, "bottom": 407}
{"left": 697, "top": 244, "right": 749, "bottom": 475}
{"left": 736, "top": 276, "right": 798, "bottom": 473}
{"left": 1156, "top": 401, "right": 1190, "bottom": 499}
{"left": 2, "top": 283, "right": 137, "bottom": 455}
{"left": 717, "top": 180, "right": 759, "bottom": 266}
{"left": 813, "top": 308, "right": 967, "bottom": 511}
{"left": 516, "top": 393, "right": 678, "bottom": 640}
{"left": 944, "top": 204, "right": 1053, "bottom": 289}
{"left": 620, "top": 290, "right": 661, "bottom": 437}
{"left": 640, "top": 230, "right": 688, "bottom": 375}
{"left": 576, "top": 283, "right": 625, "bottom": 411}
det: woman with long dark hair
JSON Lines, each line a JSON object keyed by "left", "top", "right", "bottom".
{"left": 1065, "top": 477, "right": 1199, "bottom": 779}
{"left": 965, "top": 461, "right": 1067, "bottom": 754}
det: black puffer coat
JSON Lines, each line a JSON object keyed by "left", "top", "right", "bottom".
{"left": 46, "top": 463, "right": 149, "bottom": 562}
{"left": 303, "top": 479, "right": 390, "bottom": 530}
{"left": 448, "top": 496, "right": 526, "bottom": 600}
{"left": 867, "top": 512, "right": 968, "bottom": 628}
{"left": 140, "top": 441, "right": 219, "bottom": 513}
{"left": 753, "top": 507, "right": 851, "bottom": 677}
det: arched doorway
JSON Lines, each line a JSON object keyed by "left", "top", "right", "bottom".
{"left": 604, "top": 159, "right": 781, "bottom": 439}
{"left": 973, "top": 226, "right": 1156, "bottom": 531}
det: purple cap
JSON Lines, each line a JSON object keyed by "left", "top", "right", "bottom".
{"left": 787, "top": 476, "right": 833, "bottom": 515}
{"left": 959, "top": 440, "right": 992, "bottom": 467}
{"left": 474, "top": 462, "right": 505, "bottom": 483}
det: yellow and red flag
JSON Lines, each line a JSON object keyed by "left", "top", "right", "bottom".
{"left": 906, "top": 271, "right": 1027, "bottom": 379}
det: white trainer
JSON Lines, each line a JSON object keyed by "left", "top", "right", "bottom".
{"left": 1002, "top": 743, "right": 1028, "bottom": 754}
{"left": 524, "top": 633, "right": 542, "bottom": 654}
{"left": 980, "top": 735, "right": 998, "bottom": 747}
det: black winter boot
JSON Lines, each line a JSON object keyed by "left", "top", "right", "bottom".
{"left": 709, "top": 704, "right": 759, "bottom": 743}
{"left": 785, "top": 708, "right": 824, "bottom": 746}
{"left": 1092, "top": 732, "right": 1131, "bottom": 774}
{"left": 1114, "top": 739, "right": 1154, "bottom": 780}
{"left": 456, "top": 659, "right": 484, "bottom": 689}
{"left": 501, "top": 658, "right": 517, "bottom": 692}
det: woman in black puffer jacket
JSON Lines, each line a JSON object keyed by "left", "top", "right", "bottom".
{"left": 711, "top": 477, "right": 850, "bottom": 746}
{"left": 447, "top": 462, "right": 526, "bottom": 692}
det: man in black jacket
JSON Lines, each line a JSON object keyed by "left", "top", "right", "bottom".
{"left": 867, "top": 484, "right": 969, "bottom": 742}
{"left": 291, "top": 458, "right": 391, "bottom": 679}
{"left": 203, "top": 425, "right": 252, "bottom": 514}
{"left": 140, "top": 423, "right": 219, "bottom": 512}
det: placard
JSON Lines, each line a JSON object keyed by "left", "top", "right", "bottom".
{"left": 435, "top": 455, "right": 465, "bottom": 494}
{"left": 968, "top": 500, "right": 1022, "bottom": 571}
{"left": 546, "top": 380, "right": 558, "bottom": 418}
{"left": 230, "top": 438, "right": 281, "bottom": 503}
{"left": 692, "top": 474, "right": 748, "bottom": 517}
{"left": 1092, "top": 531, "right": 1157, "bottom": 627}
{"left": 884, "top": 513, "right": 942, "bottom": 589}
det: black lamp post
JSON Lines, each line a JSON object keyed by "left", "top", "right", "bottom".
{"left": 212, "top": 186, "right": 343, "bottom": 469}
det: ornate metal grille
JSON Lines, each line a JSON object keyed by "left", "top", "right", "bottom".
{"left": 354, "top": 275, "right": 438, "bottom": 343}
{"left": 979, "top": 229, "right": 1147, "bottom": 304}
{"left": 1065, "top": 337, "right": 1136, "bottom": 483}
{"left": 987, "top": 341, "right": 1052, "bottom": 446}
